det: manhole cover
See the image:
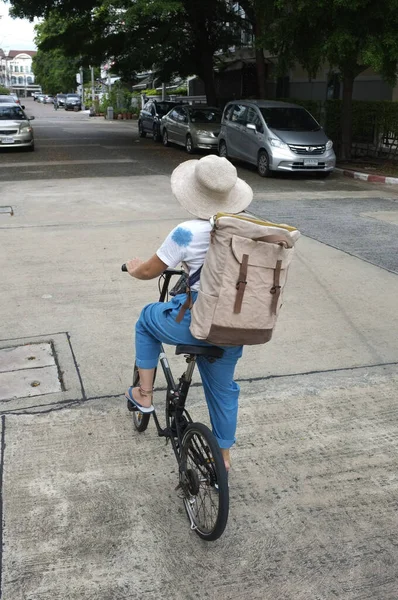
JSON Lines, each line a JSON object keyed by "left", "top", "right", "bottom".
{"left": 0, "top": 343, "right": 62, "bottom": 401}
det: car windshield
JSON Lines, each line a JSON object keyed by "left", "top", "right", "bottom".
{"left": 0, "top": 106, "right": 27, "bottom": 120}
{"left": 189, "top": 109, "right": 221, "bottom": 124}
{"left": 67, "top": 95, "right": 79, "bottom": 99}
{"left": 0, "top": 97, "right": 14, "bottom": 102}
{"left": 259, "top": 107, "right": 320, "bottom": 131}
{"left": 156, "top": 103, "right": 177, "bottom": 116}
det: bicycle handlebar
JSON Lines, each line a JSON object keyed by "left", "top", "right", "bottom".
{"left": 121, "top": 264, "right": 184, "bottom": 276}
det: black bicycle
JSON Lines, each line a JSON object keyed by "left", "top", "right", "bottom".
{"left": 122, "top": 265, "right": 229, "bottom": 541}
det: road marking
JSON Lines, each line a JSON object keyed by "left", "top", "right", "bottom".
{"left": 0, "top": 159, "right": 136, "bottom": 168}
{"left": 37, "top": 144, "right": 101, "bottom": 148}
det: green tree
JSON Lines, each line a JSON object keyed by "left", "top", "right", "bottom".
{"left": 258, "top": 0, "right": 398, "bottom": 159}
{"left": 32, "top": 15, "right": 82, "bottom": 94}
{"left": 32, "top": 49, "right": 80, "bottom": 94}
{"left": 0, "top": 86, "right": 10, "bottom": 94}
{"left": 10, "top": 0, "right": 243, "bottom": 105}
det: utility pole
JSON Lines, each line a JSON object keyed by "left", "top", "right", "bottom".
{"left": 90, "top": 65, "right": 95, "bottom": 106}
{"left": 80, "top": 66, "right": 84, "bottom": 104}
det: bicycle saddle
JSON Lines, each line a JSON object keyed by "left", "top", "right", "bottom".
{"left": 175, "top": 345, "right": 224, "bottom": 359}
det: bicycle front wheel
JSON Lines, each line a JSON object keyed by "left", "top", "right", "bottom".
{"left": 180, "top": 422, "right": 229, "bottom": 541}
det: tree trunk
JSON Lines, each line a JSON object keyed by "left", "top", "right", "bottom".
{"left": 255, "top": 48, "right": 266, "bottom": 98}
{"left": 199, "top": 53, "right": 218, "bottom": 106}
{"left": 255, "top": 23, "right": 266, "bottom": 98}
{"left": 340, "top": 71, "right": 354, "bottom": 160}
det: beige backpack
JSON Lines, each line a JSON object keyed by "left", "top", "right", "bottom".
{"left": 188, "top": 213, "right": 300, "bottom": 346}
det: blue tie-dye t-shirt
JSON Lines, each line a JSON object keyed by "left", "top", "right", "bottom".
{"left": 156, "top": 220, "right": 212, "bottom": 291}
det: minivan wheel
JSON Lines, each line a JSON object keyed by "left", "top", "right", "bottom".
{"left": 163, "top": 129, "right": 169, "bottom": 146}
{"left": 185, "top": 134, "right": 195, "bottom": 154}
{"left": 219, "top": 140, "right": 228, "bottom": 158}
{"left": 258, "top": 150, "right": 271, "bottom": 177}
{"left": 138, "top": 121, "right": 146, "bottom": 138}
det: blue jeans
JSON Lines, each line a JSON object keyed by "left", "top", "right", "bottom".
{"left": 135, "top": 293, "right": 243, "bottom": 448}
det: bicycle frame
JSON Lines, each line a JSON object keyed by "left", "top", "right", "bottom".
{"left": 148, "top": 270, "right": 196, "bottom": 462}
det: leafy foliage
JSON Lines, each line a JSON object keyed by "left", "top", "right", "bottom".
{"left": 32, "top": 15, "right": 82, "bottom": 94}
{"left": 0, "top": 86, "right": 11, "bottom": 94}
{"left": 10, "top": 0, "right": 243, "bottom": 105}
{"left": 257, "top": 0, "right": 398, "bottom": 157}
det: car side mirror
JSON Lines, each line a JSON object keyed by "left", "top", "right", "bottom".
{"left": 246, "top": 123, "right": 257, "bottom": 132}
{"left": 21, "top": 105, "right": 25, "bottom": 110}
{"left": 29, "top": 116, "right": 35, "bottom": 120}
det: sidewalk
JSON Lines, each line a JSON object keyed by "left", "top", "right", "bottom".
{"left": 1, "top": 175, "right": 398, "bottom": 599}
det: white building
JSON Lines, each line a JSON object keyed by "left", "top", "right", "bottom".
{"left": 0, "top": 49, "right": 41, "bottom": 96}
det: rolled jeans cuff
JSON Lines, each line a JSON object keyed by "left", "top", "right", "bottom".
{"left": 216, "top": 436, "right": 236, "bottom": 449}
{"left": 135, "top": 357, "right": 159, "bottom": 369}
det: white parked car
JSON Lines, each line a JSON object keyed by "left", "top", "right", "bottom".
{"left": 0, "top": 103, "right": 35, "bottom": 151}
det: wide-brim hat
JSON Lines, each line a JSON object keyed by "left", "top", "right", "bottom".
{"left": 171, "top": 155, "right": 253, "bottom": 219}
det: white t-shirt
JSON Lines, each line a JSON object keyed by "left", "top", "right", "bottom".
{"left": 156, "top": 219, "right": 212, "bottom": 291}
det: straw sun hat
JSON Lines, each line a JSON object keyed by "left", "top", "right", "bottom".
{"left": 171, "top": 155, "right": 253, "bottom": 220}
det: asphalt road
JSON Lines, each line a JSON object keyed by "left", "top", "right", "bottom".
{"left": 2, "top": 98, "right": 398, "bottom": 274}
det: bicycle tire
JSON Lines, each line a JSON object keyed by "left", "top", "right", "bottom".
{"left": 128, "top": 363, "right": 156, "bottom": 433}
{"left": 180, "top": 422, "right": 229, "bottom": 541}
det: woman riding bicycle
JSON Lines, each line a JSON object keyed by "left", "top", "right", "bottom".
{"left": 125, "top": 155, "right": 253, "bottom": 471}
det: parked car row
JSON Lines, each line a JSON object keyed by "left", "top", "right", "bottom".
{"left": 33, "top": 92, "right": 82, "bottom": 111}
{"left": 139, "top": 98, "right": 336, "bottom": 177}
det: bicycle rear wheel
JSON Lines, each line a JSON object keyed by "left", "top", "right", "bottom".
{"left": 127, "top": 363, "right": 156, "bottom": 432}
{"left": 180, "top": 422, "right": 229, "bottom": 541}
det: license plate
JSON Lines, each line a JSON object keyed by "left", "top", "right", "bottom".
{"left": 304, "top": 158, "right": 318, "bottom": 166}
{"left": 1, "top": 137, "right": 15, "bottom": 144}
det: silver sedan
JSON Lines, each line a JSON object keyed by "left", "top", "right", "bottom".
{"left": 0, "top": 103, "right": 35, "bottom": 151}
{"left": 161, "top": 105, "right": 222, "bottom": 154}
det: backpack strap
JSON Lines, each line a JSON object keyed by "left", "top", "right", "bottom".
{"left": 234, "top": 254, "right": 249, "bottom": 314}
{"left": 175, "top": 266, "right": 203, "bottom": 323}
{"left": 270, "top": 260, "right": 283, "bottom": 314}
{"left": 188, "top": 265, "right": 203, "bottom": 288}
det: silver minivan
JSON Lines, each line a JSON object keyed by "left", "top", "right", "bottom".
{"left": 218, "top": 100, "right": 336, "bottom": 177}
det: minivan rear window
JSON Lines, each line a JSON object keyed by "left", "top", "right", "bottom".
{"left": 259, "top": 107, "right": 320, "bottom": 131}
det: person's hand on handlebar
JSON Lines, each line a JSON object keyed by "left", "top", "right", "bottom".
{"left": 125, "top": 258, "right": 143, "bottom": 276}
{"left": 124, "top": 255, "right": 168, "bottom": 280}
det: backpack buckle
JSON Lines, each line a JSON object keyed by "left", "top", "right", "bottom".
{"left": 236, "top": 279, "right": 247, "bottom": 290}
{"left": 270, "top": 285, "right": 281, "bottom": 294}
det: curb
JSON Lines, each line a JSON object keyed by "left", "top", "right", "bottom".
{"left": 335, "top": 167, "right": 398, "bottom": 185}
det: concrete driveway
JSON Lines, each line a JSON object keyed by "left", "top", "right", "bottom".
{"left": 0, "top": 99, "right": 397, "bottom": 599}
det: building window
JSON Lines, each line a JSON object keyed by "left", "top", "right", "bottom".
{"left": 11, "top": 76, "right": 16, "bottom": 84}
{"left": 27, "top": 76, "right": 33, "bottom": 84}
{"left": 18, "top": 76, "right": 23, "bottom": 84}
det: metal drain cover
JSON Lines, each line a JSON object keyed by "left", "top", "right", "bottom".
{"left": 0, "top": 343, "right": 62, "bottom": 401}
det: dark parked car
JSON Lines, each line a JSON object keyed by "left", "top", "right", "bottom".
{"left": 138, "top": 100, "right": 183, "bottom": 141}
{"left": 64, "top": 94, "right": 82, "bottom": 111}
